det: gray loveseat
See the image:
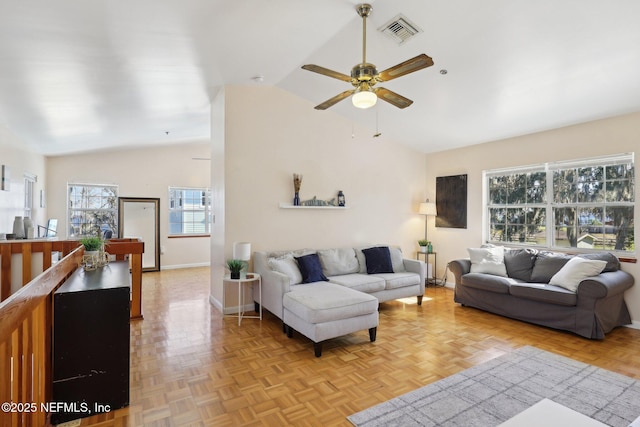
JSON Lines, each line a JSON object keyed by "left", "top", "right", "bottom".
{"left": 449, "top": 248, "right": 634, "bottom": 339}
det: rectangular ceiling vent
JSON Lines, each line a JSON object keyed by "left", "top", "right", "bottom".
{"left": 378, "top": 14, "right": 423, "bottom": 45}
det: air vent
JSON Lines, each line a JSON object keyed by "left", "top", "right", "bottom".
{"left": 378, "top": 14, "right": 423, "bottom": 45}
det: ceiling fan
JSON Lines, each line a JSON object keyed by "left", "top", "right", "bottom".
{"left": 302, "top": 3, "right": 433, "bottom": 110}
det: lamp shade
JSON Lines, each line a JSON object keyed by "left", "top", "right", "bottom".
{"left": 233, "top": 242, "right": 251, "bottom": 261}
{"left": 419, "top": 202, "right": 437, "bottom": 216}
{"left": 352, "top": 88, "right": 377, "bottom": 109}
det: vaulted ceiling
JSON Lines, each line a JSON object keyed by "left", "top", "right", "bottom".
{"left": 1, "top": 0, "right": 639, "bottom": 156}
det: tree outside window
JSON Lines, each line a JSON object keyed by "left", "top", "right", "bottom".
{"left": 486, "top": 154, "right": 634, "bottom": 253}
{"left": 68, "top": 184, "right": 118, "bottom": 237}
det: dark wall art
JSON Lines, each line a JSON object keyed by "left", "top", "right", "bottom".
{"left": 435, "top": 174, "right": 467, "bottom": 229}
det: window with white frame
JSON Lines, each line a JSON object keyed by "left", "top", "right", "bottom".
{"left": 168, "top": 187, "right": 212, "bottom": 236}
{"left": 485, "top": 153, "right": 635, "bottom": 253}
{"left": 68, "top": 183, "right": 118, "bottom": 237}
{"left": 24, "top": 173, "right": 37, "bottom": 218}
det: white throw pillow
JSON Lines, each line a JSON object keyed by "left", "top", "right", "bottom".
{"left": 468, "top": 246, "right": 507, "bottom": 277}
{"left": 267, "top": 254, "right": 303, "bottom": 285}
{"left": 549, "top": 257, "right": 607, "bottom": 292}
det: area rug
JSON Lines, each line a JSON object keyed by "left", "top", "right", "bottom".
{"left": 347, "top": 346, "right": 640, "bottom": 427}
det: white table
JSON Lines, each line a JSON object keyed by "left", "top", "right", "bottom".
{"left": 498, "top": 398, "right": 607, "bottom": 427}
{"left": 223, "top": 273, "right": 262, "bottom": 326}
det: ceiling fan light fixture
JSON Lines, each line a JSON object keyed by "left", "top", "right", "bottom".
{"left": 352, "top": 87, "right": 377, "bottom": 109}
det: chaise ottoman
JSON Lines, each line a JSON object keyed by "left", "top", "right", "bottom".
{"left": 283, "top": 282, "right": 379, "bottom": 357}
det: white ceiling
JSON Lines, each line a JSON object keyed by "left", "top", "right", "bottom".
{"left": 1, "top": 0, "right": 639, "bottom": 156}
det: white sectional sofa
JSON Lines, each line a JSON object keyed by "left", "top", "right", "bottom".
{"left": 253, "top": 246, "right": 424, "bottom": 356}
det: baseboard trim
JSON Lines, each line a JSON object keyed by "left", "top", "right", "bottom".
{"left": 625, "top": 320, "right": 640, "bottom": 330}
{"left": 161, "top": 262, "right": 210, "bottom": 270}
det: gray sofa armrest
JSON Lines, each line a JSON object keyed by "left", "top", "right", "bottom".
{"left": 403, "top": 258, "right": 425, "bottom": 284}
{"left": 253, "top": 251, "right": 292, "bottom": 320}
{"left": 577, "top": 270, "right": 635, "bottom": 299}
{"left": 448, "top": 259, "right": 471, "bottom": 285}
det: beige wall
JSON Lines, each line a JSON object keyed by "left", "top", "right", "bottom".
{"left": 46, "top": 142, "right": 211, "bottom": 269}
{"left": 0, "top": 122, "right": 47, "bottom": 234}
{"left": 210, "top": 85, "right": 428, "bottom": 310}
{"left": 426, "top": 112, "right": 640, "bottom": 327}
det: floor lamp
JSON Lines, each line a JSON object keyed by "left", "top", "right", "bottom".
{"left": 419, "top": 200, "right": 437, "bottom": 243}
{"left": 419, "top": 200, "right": 437, "bottom": 284}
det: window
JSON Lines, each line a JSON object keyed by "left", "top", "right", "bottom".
{"left": 485, "top": 154, "right": 635, "bottom": 254}
{"left": 68, "top": 183, "right": 118, "bottom": 237}
{"left": 24, "top": 173, "right": 37, "bottom": 218}
{"left": 168, "top": 187, "right": 212, "bottom": 236}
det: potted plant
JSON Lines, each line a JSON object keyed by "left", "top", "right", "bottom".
{"left": 418, "top": 239, "right": 429, "bottom": 253}
{"left": 227, "top": 259, "right": 244, "bottom": 280}
{"left": 80, "top": 236, "right": 103, "bottom": 253}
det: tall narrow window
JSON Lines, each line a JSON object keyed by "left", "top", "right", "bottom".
{"left": 24, "top": 173, "right": 37, "bottom": 218}
{"left": 68, "top": 183, "right": 118, "bottom": 237}
{"left": 485, "top": 153, "right": 635, "bottom": 254}
{"left": 168, "top": 187, "right": 212, "bottom": 236}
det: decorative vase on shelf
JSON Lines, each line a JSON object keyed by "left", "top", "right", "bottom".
{"left": 427, "top": 243, "right": 433, "bottom": 253}
{"left": 13, "top": 216, "right": 25, "bottom": 239}
{"left": 23, "top": 217, "right": 34, "bottom": 239}
{"left": 293, "top": 192, "right": 300, "bottom": 206}
{"left": 337, "top": 190, "right": 345, "bottom": 207}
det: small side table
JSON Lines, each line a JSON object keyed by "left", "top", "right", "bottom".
{"left": 416, "top": 251, "right": 437, "bottom": 286}
{"left": 223, "top": 273, "right": 262, "bottom": 325}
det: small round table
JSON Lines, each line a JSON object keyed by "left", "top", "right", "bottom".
{"left": 223, "top": 273, "right": 262, "bottom": 325}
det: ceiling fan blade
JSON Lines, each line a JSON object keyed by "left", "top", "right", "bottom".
{"left": 314, "top": 90, "right": 355, "bottom": 110}
{"left": 302, "top": 64, "right": 352, "bottom": 82}
{"left": 375, "top": 87, "right": 414, "bottom": 109}
{"left": 377, "top": 54, "right": 434, "bottom": 82}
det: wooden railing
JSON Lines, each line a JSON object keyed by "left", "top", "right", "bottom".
{"left": 0, "top": 246, "right": 83, "bottom": 427}
{"left": 104, "top": 238, "right": 145, "bottom": 319}
{"left": 1, "top": 240, "right": 80, "bottom": 302}
{"left": 0, "top": 238, "right": 144, "bottom": 426}
{"left": 0, "top": 238, "right": 144, "bottom": 319}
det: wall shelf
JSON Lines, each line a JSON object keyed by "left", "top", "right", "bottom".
{"left": 279, "top": 203, "right": 348, "bottom": 210}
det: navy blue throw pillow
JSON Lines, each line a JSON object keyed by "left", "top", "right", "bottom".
{"left": 295, "top": 253, "right": 329, "bottom": 283}
{"left": 362, "top": 246, "right": 394, "bottom": 274}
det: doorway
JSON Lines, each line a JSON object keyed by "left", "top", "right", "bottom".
{"left": 118, "top": 197, "right": 160, "bottom": 272}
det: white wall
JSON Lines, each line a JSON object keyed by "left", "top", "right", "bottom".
{"left": 209, "top": 85, "right": 428, "bottom": 309}
{"left": 46, "top": 142, "right": 211, "bottom": 269}
{"left": 426, "top": 112, "right": 640, "bottom": 326}
{"left": 0, "top": 122, "right": 47, "bottom": 234}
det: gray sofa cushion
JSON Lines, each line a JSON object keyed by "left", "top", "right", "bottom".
{"left": 509, "top": 282, "right": 578, "bottom": 306}
{"left": 577, "top": 252, "right": 620, "bottom": 272}
{"left": 504, "top": 248, "right": 537, "bottom": 282}
{"left": 317, "top": 248, "right": 359, "bottom": 276}
{"left": 530, "top": 251, "right": 572, "bottom": 283}
{"left": 460, "top": 273, "right": 519, "bottom": 294}
{"left": 283, "top": 283, "right": 378, "bottom": 323}
{"left": 370, "top": 272, "right": 420, "bottom": 290}
{"left": 389, "top": 247, "right": 406, "bottom": 272}
{"left": 327, "top": 274, "right": 385, "bottom": 293}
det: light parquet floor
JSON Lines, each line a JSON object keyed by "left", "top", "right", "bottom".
{"left": 78, "top": 267, "right": 640, "bottom": 427}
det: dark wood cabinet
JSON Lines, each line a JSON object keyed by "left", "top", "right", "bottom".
{"left": 52, "top": 262, "right": 130, "bottom": 424}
